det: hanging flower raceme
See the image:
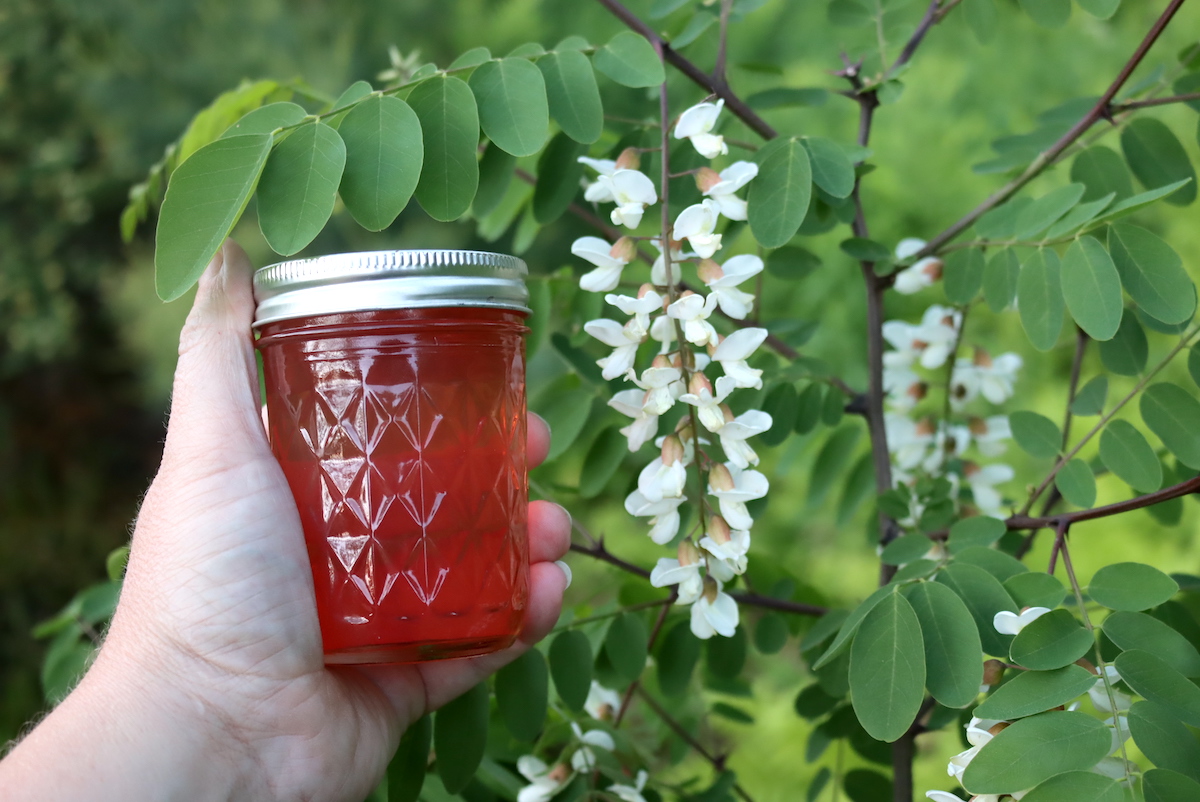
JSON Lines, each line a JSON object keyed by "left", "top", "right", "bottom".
{"left": 679, "top": 373, "right": 736, "bottom": 433}
{"left": 609, "top": 389, "right": 659, "bottom": 452}
{"left": 691, "top": 575, "right": 739, "bottom": 638}
{"left": 673, "top": 199, "right": 723, "bottom": 259}
{"left": 633, "top": 355, "right": 684, "bottom": 415}
{"left": 650, "top": 539, "right": 705, "bottom": 604}
{"left": 674, "top": 98, "right": 728, "bottom": 159}
{"left": 583, "top": 318, "right": 646, "bottom": 381}
{"left": 579, "top": 148, "right": 658, "bottom": 228}
{"left": 712, "top": 327, "right": 768, "bottom": 389}
{"left": 696, "top": 161, "right": 758, "bottom": 220}
{"left": 699, "top": 254, "right": 762, "bottom": 320}
{"left": 718, "top": 407, "right": 772, "bottom": 469}
{"left": 667, "top": 291, "right": 720, "bottom": 347}
{"left": 700, "top": 515, "right": 750, "bottom": 580}
{"left": 708, "top": 462, "right": 768, "bottom": 530}
{"left": 573, "top": 236, "right": 636, "bottom": 292}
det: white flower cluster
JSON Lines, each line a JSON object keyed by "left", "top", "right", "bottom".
{"left": 926, "top": 610, "right": 1134, "bottom": 801}
{"left": 572, "top": 100, "right": 770, "bottom": 640}
{"left": 882, "top": 240, "right": 1024, "bottom": 520}
{"left": 517, "top": 682, "right": 649, "bottom": 802}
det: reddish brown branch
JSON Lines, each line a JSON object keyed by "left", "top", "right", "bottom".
{"left": 1008, "top": 474, "right": 1200, "bottom": 531}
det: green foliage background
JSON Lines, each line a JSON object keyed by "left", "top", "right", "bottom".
{"left": 5, "top": 0, "right": 1200, "bottom": 798}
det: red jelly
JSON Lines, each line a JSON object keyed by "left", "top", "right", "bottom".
{"left": 253, "top": 251, "right": 529, "bottom": 664}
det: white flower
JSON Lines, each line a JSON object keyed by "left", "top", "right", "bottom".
{"left": 719, "top": 410, "right": 772, "bottom": 469}
{"left": 712, "top": 327, "right": 768, "bottom": 389}
{"left": 600, "top": 169, "right": 658, "bottom": 228}
{"left": 579, "top": 156, "right": 618, "bottom": 202}
{"left": 965, "top": 462, "right": 1014, "bottom": 518}
{"left": 702, "top": 254, "right": 762, "bottom": 319}
{"left": 948, "top": 717, "right": 1004, "bottom": 784}
{"left": 666, "top": 292, "right": 720, "bottom": 347}
{"left": 649, "top": 237, "right": 687, "bottom": 286}
{"left": 970, "top": 415, "right": 1011, "bottom": 457}
{"left": 925, "top": 793, "right": 972, "bottom": 802}
{"left": 1090, "top": 665, "right": 1132, "bottom": 713}
{"left": 884, "top": 362, "right": 926, "bottom": 413}
{"left": 517, "top": 756, "right": 568, "bottom": 802}
{"left": 691, "top": 577, "right": 739, "bottom": 638}
{"left": 993, "top": 607, "right": 1051, "bottom": 635}
{"left": 573, "top": 236, "right": 633, "bottom": 292}
{"left": 976, "top": 351, "right": 1022, "bottom": 405}
{"left": 633, "top": 360, "right": 684, "bottom": 415}
{"left": 584, "top": 681, "right": 622, "bottom": 721}
{"left": 893, "top": 257, "right": 943, "bottom": 294}
{"left": 895, "top": 238, "right": 927, "bottom": 260}
{"left": 700, "top": 525, "right": 750, "bottom": 580}
{"left": 674, "top": 99, "right": 728, "bottom": 159}
{"left": 673, "top": 200, "right": 723, "bottom": 259}
{"left": 679, "top": 374, "right": 736, "bottom": 433}
{"left": 708, "top": 463, "right": 768, "bottom": 530}
{"left": 570, "top": 722, "right": 615, "bottom": 772}
{"left": 700, "top": 161, "right": 758, "bottom": 220}
{"left": 625, "top": 489, "right": 686, "bottom": 544}
{"left": 605, "top": 288, "right": 663, "bottom": 333}
{"left": 915, "top": 306, "right": 962, "bottom": 369}
{"left": 607, "top": 770, "right": 649, "bottom": 802}
{"left": 949, "top": 359, "right": 982, "bottom": 411}
{"left": 885, "top": 414, "right": 935, "bottom": 472}
{"left": 609, "top": 389, "right": 659, "bottom": 451}
{"left": 638, "top": 456, "right": 688, "bottom": 503}
{"left": 584, "top": 318, "right": 644, "bottom": 380}
{"left": 650, "top": 543, "right": 705, "bottom": 604}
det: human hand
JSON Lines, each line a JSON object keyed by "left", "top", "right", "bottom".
{"left": 0, "top": 241, "right": 571, "bottom": 801}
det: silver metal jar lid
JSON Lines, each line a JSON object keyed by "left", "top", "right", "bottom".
{"left": 252, "top": 249, "right": 529, "bottom": 327}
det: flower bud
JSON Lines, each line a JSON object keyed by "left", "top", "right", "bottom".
{"left": 915, "top": 418, "right": 936, "bottom": 437}
{"left": 610, "top": 236, "right": 637, "bottom": 263}
{"left": 921, "top": 257, "right": 944, "bottom": 281}
{"left": 1076, "top": 657, "right": 1098, "bottom": 675}
{"left": 695, "top": 167, "right": 722, "bottom": 193}
{"left": 702, "top": 574, "right": 720, "bottom": 604}
{"left": 721, "top": 404, "right": 735, "bottom": 424}
{"left": 675, "top": 422, "right": 696, "bottom": 444}
{"left": 907, "top": 382, "right": 928, "bottom": 402}
{"left": 987, "top": 721, "right": 1010, "bottom": 737}
{"left": 688, "top": 372, "right": 713, "bottom": 397}
{"left": 638, "top": 282, "right": 657, "bottom": 299}
{"left": 968, "top": 416, "right": 988, "bottom": 436}
{"left": 962, "top": 461, "right": 980, "bottom": 478}
{"left": 973, "top": 347, "right": 994, "bottom": 368}
{"left": 982, "top": 659, "right": 1005, "bottom": 687}
{"left": 697, "top": 258, "right": 724, "bottom": 284}
{"left": 706, "top": 338, "right": 720, "bottom": 357}
{"left": 678, "top": 539, "right": 700, "bottom": 567}
{"left": 615, "top": 147, "right": 641, "bottom": 171}
{"left": 662, "top": 434, "right": 685, "bottom": 466}
{"left": 652, "top": 354, "right": 673, "bottom": 370}
{"left": 548, "top": 764, "right": 572, "bottom": 783}
{"left": 709, "top": 462, "right": 735, "bottom": 492}
{"left": 708, "top": 515, "right": 731, "bottom": 544}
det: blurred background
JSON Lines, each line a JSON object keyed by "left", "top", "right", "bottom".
{"left": 4, "top": 0, "right": 1200, "bottom": 797}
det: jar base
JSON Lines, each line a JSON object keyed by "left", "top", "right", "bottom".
{"left": 322, "top": 633, "right": 518, "bottom": 665}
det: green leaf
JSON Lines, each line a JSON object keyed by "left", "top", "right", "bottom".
{"left": 256, "top": 123, "right": 346, "bottom": 255}
{"left": 669, "top": 10, "right": 717, "bottom": 49}
{"left": 592, "top": 31, "right": 665, "bottom": 88}
{"left": 1071, "top": 145, "right": 1134, "bottom": 202}
{"left": 1020, "top": 771, "right": 1122, "bottom": 802}
{"left": 330, "top": 80, "right": 373, "bottom": 112}
{"left": 1015, "top": 183, "right": 1086, "bottom": 240}
{"left": 1090, "top": 563, "right": 1179, "bottom": 611}
{"left": 944, "top": 249, "right": 985, "bottom": 304}
{"left": 176, "top": 79, "right": 282, "bottom": 162}
{"left": 766, "top": 246, "right": 821, "bottom": 280}
{"left": 469, "top": 59, "right": 549, "bottom": 157}
{"left": 1017, "top": 0, "right": 1070, "bottom": 28}
{"left": 904, "top": 582, "right": 983, "bottom": 708}
{"left": 748, "top": 137, "right": 813, "bottom": 248}
{"left": 154, "top": 134, "right": 272, "bottom": 301}
{"left": 495, "top": 649, "right": 548, "bottom": 742}
{"left": 388, "top": 714, "right": 431, "bottom": 802}
{"left": 539, "top": 389, "right": 595, "bottom": 462}
{"left": 1190, "top": 346, "right": 1200, "bottom": 389}
{"left": 1116, "top": 649, "right": 1200, "bottom": 726}
{"left": 532, "top": 132, "right": 584, "bottom": 224}
{"left": 1144, "top": 768, "right": 1200, "bottom": 802}
{"left": 811, "top": 586, "right": 893, "bottom": 670}
{"left": 473, "top": 143, "right": 516, "bottom": 218}
{"left": 657, "top": 621, "right": 701, "bottom": 696}
{"left": 1004, "top": 572, "right": 1068, "bottom": 610}
{"left": 937, "top": 563, "right": 1019, "bottom": 657}
{"left": 794, "top": 383, "right": 824, "bottom": 434}
{"left": 1010, "top": 609, "right": 1095, "bottom": 670}
{"left": 1071, "top": 376, "right": 1108, "bottom": 416}
{"left": 983, "top": 249, "right": 1020, "bottom": 312}
{"left": 605, "top": 612, "right": 648, "bottom": 682}
{"left": 1076, "top": 0, "right": 1120, "bottom": 18}
{"left": 758, "top": 383, "right": 797, "bottom": 447}
{"left": 551, "top": 333, "right": 604, "bottom": 385}
{"left": 843, "top": 769, "right": 892, "bottom": 802}
{"left": 408, "top": 76, "right": 480, "bottom": 222}
{"left": 447, "top": 47, "right": 492, "bottom": 71}
{"left": 964, "top": 0, "right": 998, "bottom": 43}
{"left": 1105, "top": 612, "right": 1200, "bottom": 677}
{"left": 808, "top": 426, "right": 859, "bottom": 508}
{"left": 954, "top": 547, "right": 1029, "bottom": 583}
{"left": 649, "top": 0, "right": 692, "bottom": 17}
{"left": 794, "top": 683, "right": 842, "bottom": 719}
{"left": 434, "top": 682, "right": 489, "bottom": 794}
{"left": 803, "top": 137, "right": 854, "bottom": 199}
{"left": 755, "top": 613, "right": 789, "bottom": 654}
{"left": 578, "top": 427, "right": 628, "bottom": 499}
{"left": 1018, "top": 249, "right": 1064, "bottom": 351}
{"left": 337, "top": 95, "right": 424, "bottom": 232}
{"left": 1044, "top": 192, "right": 1115, "bottom": 240}
{"left": 1093, "top": 179, "right": 1194, "bottom": 226}
{"left": 706, "top": 625, "right": 747, "bottom": 678}
{"left": 975, "top": 664, "right": 1098, "bottom": 720}
{"left": 1109, "top": 223, "right": 1196, "bottom": 325}
{"left": 105, "top": 546, "right": 130, "bottom": 582}
{"left": 948, "top": 516, "right": 1007, "bottom": 553}
{"left": 1098, "top": 310, "right": 1148, "bottom": 376}
{"left": 537, "top": 50, "right": 603, "bottom": 145}
{"left": 1010, "top": 410, "right": 1061, "bottom": 459}
{"left": 1142, "top": 383, "right": 1200, "bottom": 470}
{"left": 840, "top": 237, "right": 891, "bottom": 263}
{"left": 881, "top": 534, "right": 935, "bottom": 566}
{"left": 1128, "top": 702, "right": 1200, "bottom": 782}
{"left": 1099, "top": 419, "right": 1162, "bottom": 492}
{"left": 977, "top": 198, "right": 1031, "bottom": 240}
{"left": 1060, "top": 236, "right": 1122, "bottom": 340}
{"left": 549, "top": 630, "right": 592, "bottom": 711}
{"left": 1055, "top": 458, "right": 1097, "bottom": 508}
{"left": 1121, "top": 117, "right": 1197, "bottom": 206}
{"left": 961, "top": 711, "right": 1112, "bottom": 795}
{"left": 220, "top": 101, "right": 308, "bottom": 138}
{"left": 849, "top": 591, "right": 926, "bottom": 742}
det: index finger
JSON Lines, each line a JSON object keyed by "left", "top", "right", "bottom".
{"left": 528, "top": 412, "right": 550, "bottom": 469}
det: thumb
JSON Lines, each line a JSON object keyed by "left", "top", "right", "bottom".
{"left": 161, "top": 239, "right": 268, "bottom": 469}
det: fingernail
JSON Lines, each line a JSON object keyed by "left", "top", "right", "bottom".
{"left": 555, "top": 560, "right": 573, "bottom": 589}
{"left": 531, "top": 411, "right": 550, "bottom": 437}
{"left": 557, "top": 503, "right": 573, "bottom": 531}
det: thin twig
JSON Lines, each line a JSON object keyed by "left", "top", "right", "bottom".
{"left": 920, "top": 0, "right": 1188, "bottom": 257}
{"left": 1110, "top": 91, "right": 1200, "bottom": 112}
{"left": 1008, "top": 473, "right": 1200, "bottom": 532}
{"left": 890, "top": 0, "right": 942, "bottom": 76}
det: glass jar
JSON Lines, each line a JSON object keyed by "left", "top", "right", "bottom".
{"left": 253, "top": 250, "right": 530, "bottom": 665}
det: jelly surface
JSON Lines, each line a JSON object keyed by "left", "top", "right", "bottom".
{"left": 257, "top": 308, "right": 529, "bottom": 664}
